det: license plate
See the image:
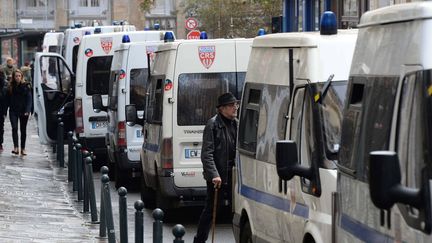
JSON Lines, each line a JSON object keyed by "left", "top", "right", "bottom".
{"left": 185, "top": 149, "right": 201, "bottom": 158}
{"left": 91, "top": 121, "right": 108, "bottom": 129}
{"left": 136, "top": 130, "right": 143, "bottom": 138}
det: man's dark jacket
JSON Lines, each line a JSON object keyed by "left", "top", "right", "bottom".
{"left": 201, "top": 113, "right": 238, "bottom": 183}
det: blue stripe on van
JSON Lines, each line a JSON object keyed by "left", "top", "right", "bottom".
{"left": 340, "top": 213, "right": 396, "bottom": 242}
{"left": 143, "top": 143, "right": 159, "bottom": 152}
{"left": 237, "top": 155, "right": 309, "bottom": 219}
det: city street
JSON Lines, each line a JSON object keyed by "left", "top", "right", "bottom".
{"left": 0, "top": 117, "right": 235, "bottom": 242}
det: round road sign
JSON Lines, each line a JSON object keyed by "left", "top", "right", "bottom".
{"left": 185, "top": 17, "right": 198, "bottom": 30}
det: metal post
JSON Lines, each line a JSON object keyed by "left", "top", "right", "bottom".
{"left": 56, "top": 118, "right": 61, "bottom": 161}
{"left": 152, "top": 208, "right": 164, "bottom": 243}
{"left": 67, "top": 132, "right": 74, "bottom": 181}
{"left": 118, "top": 187, "right": 128, "bottom": 243}
{"left": 135, "top": 200, "right": 144, "bottom": 243}
{"left": 102, "top": 174, "right": 116, "bottom": 243}
{"left": 283, "top": 0, "right": 297, "bottom": 32}
{"left": 85, "top": 157, "right": 98, "bottom": 223}
{"left": 99, "top": 166, "right": 109, "bottom": 237}
{"left": 304, "top": 0, "right": 315, "bottom": 31}
{"left": 71, "top": 146, "right": 77, "bottom": 190}
{"left": 172, "top": 224, "right": 185, "bottom": 243}
{"left": 76, "top": 143, "right": 83, "bottom": 201}
{"left": 82, "top": 150, "right": 90, "bottom": 213}
{"left": 58, "top": 121, "right": 65, "bottom": 167}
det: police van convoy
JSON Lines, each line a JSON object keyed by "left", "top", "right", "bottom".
{"left": 33, "top": 30, "right": 170, "bottom": 158}
{"left": 232, "top": 14, "right": 358, "bottom": 243}
{"left": 336, "top": 2, "right": 432, "bottom": 242}
{"left": 126, "top": 37, "right": 252, "bottom": 209}
{"left": 93, "top": 39, "right": 165, "bottom": 189}
{"left": 35, "top": 24, "right": 137, "bottom": 143}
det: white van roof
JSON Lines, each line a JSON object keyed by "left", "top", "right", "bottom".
{"left": 156, "top": 38, "right": 249, "bottom": 52}
{"left": 358, "top": 2, "right": 432, "bottom": 27}
{"left": 252, "top": 29, "right": 358, "bottom": 48}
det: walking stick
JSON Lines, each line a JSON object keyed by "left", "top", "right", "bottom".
{"left": 211, "top": 185, "right": 219, "bottom": 243}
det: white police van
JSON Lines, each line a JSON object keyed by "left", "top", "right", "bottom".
{"left": 127, "top": 37, "right": 252, "bottom": 209}
{"left": 42, "top": 31, "right": 64, "bottom": 54}
{"left": 336, "top": 2, "right": 432, "bottom": 242}
{"left": 233, "top": 15, "right": 358, "bottom": 242}
{"left": 94, "top": 39, "right": 166, "bottom": 188}
{"left": 73, "top": 31, "right": 170, "bottom": 162}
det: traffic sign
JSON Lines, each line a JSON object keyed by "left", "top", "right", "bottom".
{"left": 187, "top": 30, "right": 201, "bottom": 40}
{"left": 185, "top": 17, "right": 198, "bottom": 30}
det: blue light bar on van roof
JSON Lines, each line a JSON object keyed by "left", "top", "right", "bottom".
{"left": 94, "top": 27, "right": 101, "bottom": 34}
{"left": 84, "top": 31, "right": 91, "bottom": 35}
{"left": 164, "top": 32, "right": 175, "bottom": 42}
{"left": 122, "top": 34, "right": 131, "bottom": 43}
{"left": 320, "top": 11, "right": 337, "bottom": 35}
{"left": 257, "top": 28, "right": 266, "bottom": 36}
{"left": 200, "top": 31, "right": 208, "bottom": 39}
{"left": 154, "top": 23, "right": 160, "bottom": 30}
{"left": 74, "top": 23, "right": 82, "bottom": 28}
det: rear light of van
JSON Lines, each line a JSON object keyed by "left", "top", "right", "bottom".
{"left": 118, "top": 121, "right": 126, "bottom": 147}
{"left": 74, "top": 98, "right": 84, "bottom": 133}
{"left": 160, "top": 138, "right": 173, "bottom": 176}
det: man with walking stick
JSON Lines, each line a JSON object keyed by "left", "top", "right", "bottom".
{"left": 193, "top": 92, "right": 239, "bottom": 243}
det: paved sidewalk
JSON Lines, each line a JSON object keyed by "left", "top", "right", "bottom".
{"left": 0, "top": 117, "right": 103, "bottom": 243}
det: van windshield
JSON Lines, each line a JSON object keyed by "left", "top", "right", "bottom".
{"left": 317, "top": 81, "right": 347, "bottom": 157}
{"left": 86, "top": 56, "right": 113, "bottom": 95}
{"left": 177, "top": 72, "right": 244, "bottom": 126}
{"left": 130, "top": 68, "right": 148, "bottom": 111}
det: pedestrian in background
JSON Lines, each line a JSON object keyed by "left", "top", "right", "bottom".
{"left": 193, "top": 92, "right": 239, "bottom": 243}
{"left": 0, "top": 70, "right": 6, "bottom": 152}
{"left": 20, "top": 61, "right": 33, "bottom": 114}
{"left": 6, "top": 69, "right": 32, "bottom": 156}
{"left": 3, "top": 57, "right": 17, "bottom": 83}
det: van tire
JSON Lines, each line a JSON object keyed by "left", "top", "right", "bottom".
{"left": 115, "top": 163, "right": 129, "bottom": 189}
{"left": 140, "top": 176, "right": 155, "bottom": 209}
{"left": 240, "top": 221, "right": 252, "bottom": 243}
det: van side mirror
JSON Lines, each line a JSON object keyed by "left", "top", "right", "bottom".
{"left": 369, "top": 151, "right": 424, "bottom": 209}
{"left": 92, "top": 94, "right": 107, "bottom": 113}
{"left": 125, "top": 104, "right": 137, "bottom": 126}
{"left": 276, "top": 140, "right": 313, "bottom": 180}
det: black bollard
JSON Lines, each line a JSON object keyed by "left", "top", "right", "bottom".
{"left": 102, "top": 174, "right": 116, "bottom": 243}
{"left": 67, "top": 132, "right": 74, "bottom": 181}
{"left": 118, "top": 187, "right": 128, "bottom": 243}
{"left": 99, "top": 166, "right": 109, "bottom": 237}
{"left": 58, "top": 121, "right": 65, "bottom": 167}
{"left": 82, "top": 150, "right": 90, "bottom": 213}
{"left": 85, "top": 157, "right": 98, "bottom": 223}
{"left": 74, "top": 143, "right": 82, "bottom": 194}
{"left": 135, "top": 200, "right": 144, "bottom": 243}
{"left": 71, "top": 145, "right": 77, "bottom": 190}
{"left": 172, "top": 224, "right": 185, "bottom": 243}
{"left": 76, "top": 144, "right": 83, "bottom": 201}
{"left": 153, "top": 208, "right": 164, "bottom": 243}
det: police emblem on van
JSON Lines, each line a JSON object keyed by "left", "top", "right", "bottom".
{"left": 198, "top": 46, "right": 215, "bottom": 69}
{"left": 100, "top": 37, "right": 113, "bottom": 54}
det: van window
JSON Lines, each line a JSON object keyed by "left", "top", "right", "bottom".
{"left": 238, "top": 84, "right": 261, "bottom": 156}
{"left": 86, "top": 56, "right": 113, "bottom": 95}
{"left": 255, "top": 84, "right": 290, "bottom": 163}
{"left": 130, "top": 68, "right": 148, "bottom": 111}
{"left": 146, "top": 76, "right": 164, "bottom": 124}
{"left": 108, "top": 70, "right": 119, "bottom": 110}
{"left": 177, "top": 72, "right": 241, "bottom": 126}
{"left": 72, "top": 45, "right": 79, "bottom": 73}
{"left": 40, "top": 56, "right": 71, "bottom": 93}
{"left": 338, "top": 76, "right": 398, "bottom": 181}
{"left": 319, "top": 81, "right": 347, "bottom": 157}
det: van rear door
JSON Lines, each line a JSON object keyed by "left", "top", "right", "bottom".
{"left": 34, "top": 52, "right": 75, "bottom": 144}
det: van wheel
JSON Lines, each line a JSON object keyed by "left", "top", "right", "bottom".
{"left": 140, "top": 176, "right": 155, "bottom": 209}
{"left": 240, "top": 221, "right": 252, "bottom": 243}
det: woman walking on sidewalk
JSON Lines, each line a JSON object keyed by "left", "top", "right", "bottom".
{"left": 6, "top": 69, "right": 32, "bottom": 156}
